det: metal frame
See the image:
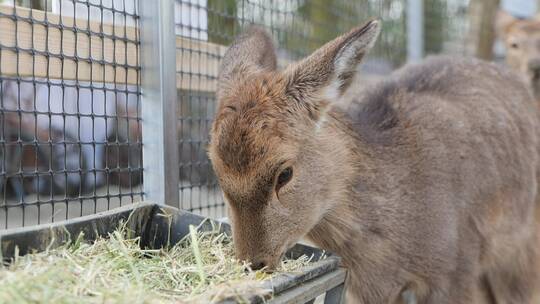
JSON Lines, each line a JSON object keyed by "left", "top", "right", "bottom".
{"left": 139, "top": 0, "right": 179, "bottom": 206}
{"left": 407, "top": 0, "right": 424, "bottom": 62}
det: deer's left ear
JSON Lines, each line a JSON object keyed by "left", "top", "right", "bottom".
{"left": 284, "top": 19, "right": 381, "bottom": 103}
{"left": 495, "top": 10, "right": 518, "bottom": 40}
{"left": 218, "top": 25, "right": 277, "bottom": 99}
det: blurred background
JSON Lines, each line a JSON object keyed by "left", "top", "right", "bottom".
{"left": 0, "top": 0, "right": 536, "bottom": 228}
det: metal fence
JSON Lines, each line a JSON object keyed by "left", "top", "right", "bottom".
{"left": 0, "top": 0, "right": 142, "bottom": 229}
{"left": 0, "top": 0, "right": 481, "bottom": 229}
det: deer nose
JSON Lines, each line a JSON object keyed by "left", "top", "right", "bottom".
{"left": 528, "top": 59, "right": 540, "bottom": 75}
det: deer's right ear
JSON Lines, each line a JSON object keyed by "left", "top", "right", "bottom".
{"left": 218, "top": 26, "right": 277, "bottom": 97}
{"left": 284, "top": 20, "right": 380, "bottom": 105}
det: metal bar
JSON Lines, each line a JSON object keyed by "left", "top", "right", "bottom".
{"left": 139, "top": 0, "right": 179, "bottom": 206}
{"left": 323, "top": 282, "right": 346, "bottom": 304}
{"left": 267, "top": 268, "right": 347, "bottom": 304}
{"left": 407, "top": 0, "right": 424, "bottom": 62}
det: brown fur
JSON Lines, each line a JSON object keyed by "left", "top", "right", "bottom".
{"left": 209, "top": 21, "right": 540, "bottom": 303}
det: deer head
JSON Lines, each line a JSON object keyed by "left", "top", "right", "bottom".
{"left": 209, "top": 20, "right": 380, "bottom": 269}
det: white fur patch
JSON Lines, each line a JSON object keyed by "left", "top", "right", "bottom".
{"left": 334, "top": 40, "right": 361, "bottom": 76}
{"left": 336, "top": 23, "right": 379, "bottom": 70}
{"left": 323, "top": 21, "right": 381, "bottom": 102}
{"left": 321, "top": 77, "right": 342, "bottom": 101}
{"left": 315, "top": 106, "right": 329, "bottom": 133}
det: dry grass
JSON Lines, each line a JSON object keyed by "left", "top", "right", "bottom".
{"left": 0, "top": 220, "right": 314, "bottom": 304}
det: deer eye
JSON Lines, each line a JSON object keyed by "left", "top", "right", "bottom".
{"left": 510, "top": 42, "right": 519, "bottom": 49}
{"left": 276, "top": 167, "right": 293, "bottom": 192}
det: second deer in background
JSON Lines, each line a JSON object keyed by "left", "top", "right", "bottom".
{"left": 497, "top": 10, "right": 540, "bottom": 101}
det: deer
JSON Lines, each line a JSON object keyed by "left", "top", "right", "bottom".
{"left": 208, "top": 20, "right": 540, "bottom": 303}
{"left": 496, "top": 10, "right": 540, "bottom": 102}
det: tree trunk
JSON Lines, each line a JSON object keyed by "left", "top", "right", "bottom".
{"left": 468, "top": 0, "right": 501, "bottom": 60}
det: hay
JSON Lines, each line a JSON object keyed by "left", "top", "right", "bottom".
{"left": 0, "top": 220, "right": 315, "bottom": 303}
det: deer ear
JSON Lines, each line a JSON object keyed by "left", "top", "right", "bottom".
{"left": 495, "top": 10, "right": 518, "bottom": 40}
{"left": 284, "top": 20, "right": 380, "bottom": 104}
{"left": 218, "top": 26, "right": 277, "bottom": 96}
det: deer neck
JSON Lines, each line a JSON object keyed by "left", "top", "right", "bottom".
{"left": 305, "top": 108, "right": 409, "bottom": 265}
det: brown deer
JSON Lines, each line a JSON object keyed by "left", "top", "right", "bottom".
{"left": 496, "top": 11, "right": 540, "bottom": 101}
{"left": 208, "top": 20, "right": 540, "bottom": 303}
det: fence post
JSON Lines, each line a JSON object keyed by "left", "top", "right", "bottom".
{"left": 139, "top": 0, "right": 179, "bottom": 206}
{"left": 407, "top": 0, "right": 424, "bottom": 62}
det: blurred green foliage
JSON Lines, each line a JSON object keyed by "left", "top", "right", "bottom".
{"left": 286, "top": 0, "right": 408, "bottom": 66}
{"left": 424, "top": 0, "right": 448, "bottom": 55}
{"left": 203, "top": 0, "right": 460, "bottom": 68}
{"left": 207, "top": 0, "right": 239, "bottom": 45}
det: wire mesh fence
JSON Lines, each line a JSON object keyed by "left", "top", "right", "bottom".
{"left": 0, "top": 0, "right": 503, "bottom": 228}
{"left": 0, "top": 0, "right": 142, "bottom": 228}
{"left": 174, "top": 0, "right": 407, "bottom": 219}
{"left": 174, "top": 0, "right": 477, "bottom": 217}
